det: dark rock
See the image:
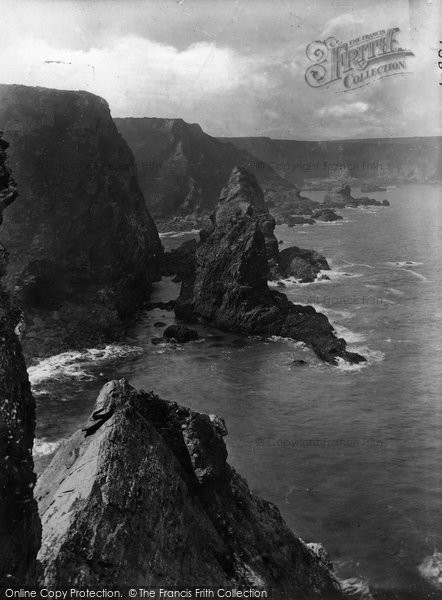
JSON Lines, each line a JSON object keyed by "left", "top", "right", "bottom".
{"left": 36, "top": 379, "right": 344, "bottom": 596}
{"left": 146, "top": 300, "right": 176, "bottom": 311}
{"left": 175, "top": 168, "right": 364, "bottom": 365}
{"left": 151, "top": 337, "right": 164, "bottom": 345}
{"left": 153, "top": 321, "right": 167, "bottom": 327}
{"left": 0, "top": 84, "right": 162, "bottom": 359}
{"left": 360, "top": 183, "right": 387, "bottom": 192}
{"left": 287, "top": 216, "right": 315, "bottom": 226}
{"left": 382, "top": 199, "right": 390, "bottom": 206}
{"left": 323, "top": 184, "right": 386, "bottom": 208}
{"left": 312, "top": 208, "right": 343, "bottom": 222}
{"left": 163, "top": 324, "right": 199, "bottom": 343}
{"left": 292, "top": 359, "right": 308, "bottom": 366}
{"left": 162, "top": 238, "right": 198, "bottom": 280}
{"left": 279, "top": 247, "right": 330, "bottom": 283}
{"left": 0, "top": 132, "right": 41, "bottom": 585}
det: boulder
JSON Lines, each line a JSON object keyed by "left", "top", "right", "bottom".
{"left": 35, "top": 379, "right": 344, "bottom": 597}
{"left": 279, "top": 247, "right": 330, "bottom": 283}
{"left": 175, "top": 168, "right": 364, "bottom": 365}
{"left": 312, "top": 209, "right": 343, "bottom": 222}
{"left": 163, "top": 324, "right": 199, "bottom": 343}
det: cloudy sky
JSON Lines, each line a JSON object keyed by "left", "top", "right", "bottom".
{"left": 0, "top": 0, "right": 439, "bottom": 139}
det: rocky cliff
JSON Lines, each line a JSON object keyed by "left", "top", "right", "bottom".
{"left": 221, "top": 135, "right": 442, "bottom": 186}
{"left": 114, "top": 117, "right": 298, "bottom": 227}
{"left": 0, "top": 133, "right": 41, "bottom": 585}
{"left": 36, "top": 378, "right": 344, "bottom": 598}
{"left": 0, "top": 84, "right": 162, "bottom": 358}
{"left": 175, "top": 168, "right": 364, "bottom": 365}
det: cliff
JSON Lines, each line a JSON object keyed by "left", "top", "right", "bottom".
{"left": 36, "top": 378, "right": 344, "bottom": 598}
{"left": 220, "top": 136, "right": 442, "bottom": 186}
{"left": 114, "top": 117, "right": 297, "bottom": 226}
{"left": 0, "top": 133, "right": 41, "bottom": 585}
{"left": 0, "top": 84, "right": 162, "bottom": 358}
{"left": 175, "top": 168, "right": 364, "bottom": 365}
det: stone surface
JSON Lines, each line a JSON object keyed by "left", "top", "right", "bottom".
{"left": 312, "top": 209, "right": 343, "bottom": 222}
{"left": 163, "top": 324, "right": 199, "bottom": 343}
{"left": 279, "top": 247, "right": 330, "bottom": 283}
{"left": 0, "top": 84, "right": 162, "bottom": 358}
{"left": 175, "top": 168, "right": 364, "bottom": 365}
{"left": 0, "top": 132, "right": 41, "bottom": 586}
{"left": 36, "top": 379, "right": 344, "bottom": 598}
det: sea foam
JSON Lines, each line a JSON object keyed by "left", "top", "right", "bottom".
{"left": 418, "top": 552, "right": 442, "bottom": 589}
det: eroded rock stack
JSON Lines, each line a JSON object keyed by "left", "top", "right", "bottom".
{"left": 0, "top": 84, "right": 162, "bottom": 358}
{"left": 175, "top": 167, "right": 364, "bottom": 365}
{"left": 0, "top": 133, "right": 41, "bottom": 585}
{"left": 36, "top": 379, "right": 344, "bottom": 598}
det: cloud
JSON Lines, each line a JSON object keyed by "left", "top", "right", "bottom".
{"left": 318, "top": 102, "right": 370, "bottom": 118}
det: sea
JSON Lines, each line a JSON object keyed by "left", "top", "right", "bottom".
{"left": 30, "top": 184, "right": 442, "bottom": 599}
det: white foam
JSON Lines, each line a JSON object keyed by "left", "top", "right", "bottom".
{"left": 160, "top": 229, "right": 200, "bottom": 238}
{"left": 33, "top": 438, "right": 61, "bottom": 457}
{"left": 28, "top": 344, "right": 143, "bottom": 387}
{"left": 418, "top": 552, "right": 442, "bottom": 589}
{"left": 386, "top": 261, "right": 424, "bottom": 268}
{"left": 339, "top": 576, "right": 374, "bottom": 599}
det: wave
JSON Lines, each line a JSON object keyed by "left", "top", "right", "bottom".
{"left": 418, "top": 551, "right": 442, "bottom": 589}
{"left": 385, "top": 260, "right": 424, "bottom": 268}
{"left": 28, "top": 344, "right": 143, "bottom": 387}
{"left": 33, "top": 438, "right": 61, "bottom": 457}
{"left": 159, "top": 229, "right": 200, "bottom": 238}
{"left": 339, "top": 577, "right": 374, "bottom": 599}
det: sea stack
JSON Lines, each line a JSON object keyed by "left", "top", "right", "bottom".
{"left": 0, "top": 84, "right": 162, "bottom": 358}
{"left": 175, "top": 167, "right": 364, "bottom": 365}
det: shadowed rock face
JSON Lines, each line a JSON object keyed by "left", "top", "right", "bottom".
{"left": 0, "top": 133, "right": 41, "bottom": 585}
{"left": 323, "top": 184, "right": 386, "bottom": 208}
{"left": 36, "top": 378, "right": 344, "bottom": 598}
{"left": 279, "top": 247, "right": 330, "bottom": 283}
{"left": 113, "top": 117, "right": 297, "bottom": 226}
{"left": 0, "top": 84, "right": 162, "bottom": 358}
{"left": 175, "top": 168, "right": 364, "bottom": 365}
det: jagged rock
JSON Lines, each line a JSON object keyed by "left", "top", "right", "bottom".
{"left": 0, "top": 84, "right": 162, "bottom": 359}
{"left": 312, "top": 209, "right": 343, "bottom": 222}
{"left": 323, "top": 184, "right": 386, "bottom": 208}
{"left": 36, "top": 379, "right": 344, "bottom": 597}
{"left": 382, "top": 199, "right": 390, "bottom": 206}
{"left": 175, "top": 168, "right": 364, "bottom": 365}
{"left": 162, "top": 238, "right": 198, "bottom": 280}
{"left": 278, "top": 247, "right": 330, "bottom": 283}
{"left": 163, "top": 324, "right": 199, "bottom": 343}
{"left": 0, "top": 132, "right": 41, "bottom": 585}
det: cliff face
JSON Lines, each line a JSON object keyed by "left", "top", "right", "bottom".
{"left": 114, "top": 117, "right": 297, "bottom": 224}
{"left": 221, "top": 136, "right": 442, "bottom": 186}
{"left": 0, "top": 133, "right": 41, "bottom": 585}
{"left": 175, "top": 168, "right": 364, "bottom": 365}
{"left": 0, "top": 84, "right": 162, "bottom": 358}
{"left": 36, "top": 378, "right": 343, "bottom": 598}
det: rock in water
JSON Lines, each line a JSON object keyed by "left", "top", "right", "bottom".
{"left": 0, "top": 133, "right": 41, "bottom": 585}
{"left": 279, "top": 247, "right": 330, "bottom": 283}
{"left": 176, "top": 168, "right": 364, "bottom": 365}
{"left": 163, "top": 324, "right": 199, "bottom": 343}
{"left": 36, "top": 379, "right": 344, "bottom": 597}
{"left": 312, "top": 208, "right": 343, "bottom": 222}
{"left": 0, "top": 84, "right": 162, "bottom": 358}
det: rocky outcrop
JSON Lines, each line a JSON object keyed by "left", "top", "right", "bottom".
{"left": 114, "top": 117, "right": 297, "bottom": 226}
{"left": 311, "top": 209, "right": 342, "bottom": 222}
{"left": 0, "top": 133, "right": 41, "bottom": 585}
{"left": 163, "top": 324, "right": 199, "bottom": 343}
{"left": 175, "top": 168, "right": 364, "bottom": 365}
{"left": 36, "top": 378, "right": 344, "bottom": 597}
{"left": 323, "top": 185, "right": 386, "bottom": 208}
{"left": 0, "top": 84, "right": 162, "bottom": 358}
{"left": 278, "top": 247, "right": 330, "bottom": 283}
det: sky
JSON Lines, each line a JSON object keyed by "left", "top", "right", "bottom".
{"left": 0, "top": 0, "right": 440, "bottom": 140}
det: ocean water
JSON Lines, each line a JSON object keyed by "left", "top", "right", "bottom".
{"left": 30, "top": 184, "right": 442, "bottom": 599}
